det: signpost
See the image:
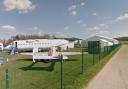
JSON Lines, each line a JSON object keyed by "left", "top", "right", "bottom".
{"left": 60, "top": 54, "right": 63, "bottom": 89}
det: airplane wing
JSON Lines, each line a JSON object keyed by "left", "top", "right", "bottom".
{"left": 20, "top": 52, "right": 87, "bottom": 56}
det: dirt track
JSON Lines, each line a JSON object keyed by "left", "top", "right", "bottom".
{"left": 85, "top": 45, "right": 128, "bottom": 89}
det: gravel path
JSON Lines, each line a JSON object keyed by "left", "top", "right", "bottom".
{"left": 84, "top": 45, "right": 128, "bottom": 89}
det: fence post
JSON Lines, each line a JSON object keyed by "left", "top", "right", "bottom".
{"left": 104, "top": 46, "right": 105, "bottom": 57}
{"left": 81, "top": 48, "right": 84, "bottom": 73}
{"left": 5, "top": 69, "right": 9, "bottom": 89}
{"left": 93, "top": 43, "right": 95, "bottom": 65}
{"left": 99, "top": 45, "right": 101, "bottom": 62}
{"left": 93, "top": 53, "right": 95, "bottom": 65}
{"left": 60, "top": 54, "right": 63, "bottom": 89}
{"left": 107, "top": 46, "right": 109, "bottom": 55}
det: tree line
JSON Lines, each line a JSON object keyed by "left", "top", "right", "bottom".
{"left": 115, "top": 37, "right": 128, "bottom": 41}
{"left": 0, "top": 34, "right": 51, "bottom": 46}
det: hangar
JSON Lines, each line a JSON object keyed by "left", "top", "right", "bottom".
{"left": 81, "top": 35, "right": 119, "bottom": 54}
{"left": 81, "top": 35, "right": 119, "bottom": 47}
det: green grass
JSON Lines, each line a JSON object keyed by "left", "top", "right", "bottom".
{"left": 63, "top": 48, "right": 87, "bottom": 52}
{"left": 72, "top": 46, "right": 121, "bottom": 89}
{"left": 0, "top": 46, "right": 120, "bottom": 89}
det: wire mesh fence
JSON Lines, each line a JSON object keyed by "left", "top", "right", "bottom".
{"left": 0, "top": 44, "right": 120, "bottom": 89}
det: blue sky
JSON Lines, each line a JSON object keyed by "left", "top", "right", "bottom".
{"left": 0, "top": 0, "right": 128, "bottom": 39}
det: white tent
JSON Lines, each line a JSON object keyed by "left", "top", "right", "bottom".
{"left": 81, "top": 35, "right": 119, "bottom": 47}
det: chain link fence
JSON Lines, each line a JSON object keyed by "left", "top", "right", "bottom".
{"left": 0, "top": 44, "right": 120, "bottom": 89}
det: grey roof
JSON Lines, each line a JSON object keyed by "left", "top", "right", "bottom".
{"left": 85, "top": 35, "right": 119, "bottom": 44}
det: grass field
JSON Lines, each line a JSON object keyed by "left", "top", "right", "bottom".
{"left": 63, "top": 48, "right": 87, "bottom": 52}
{"left": 0, "top": 46, "right": 120, "bottom": 89}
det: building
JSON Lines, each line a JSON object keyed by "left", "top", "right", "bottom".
{"left": 81, "top": 35, "right": 119, "bottom": 54}
{"left": 60, "top": 42, "right": 75, "bottom": 50}
{"left": 54, "top": 37, "right": 82, "bottom": 48}
{"left": 81, "top": 35, "right": 119, "bottom": 47}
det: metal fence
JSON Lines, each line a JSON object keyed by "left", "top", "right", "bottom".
{"left": 0, "top": 44, "right": 120, "bottom": 89}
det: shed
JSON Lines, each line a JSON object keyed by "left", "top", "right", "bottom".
{"left": 87, "top": 39, "right": 110, "bottom": 54}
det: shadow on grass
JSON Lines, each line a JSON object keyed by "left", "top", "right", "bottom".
{"left": 19, "top": 58, "right": 79, "bottom": 72}
{"left": 20, "top": 62, "right": 56, "bottom": 72}
{"left": 17, "top": 58, "right": 79, "bottom": 62}
{"left": 16, "top": 58, "right": 34, "bottom": 61}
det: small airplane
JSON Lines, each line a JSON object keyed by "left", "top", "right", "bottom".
{"left": 32, "top": 47, "right": 68, "bottom": 62}
{"left": 4, "top": 39, "right": 70, "bottom": 55}
{"left": 5, "top": 39, "right": 83, "bottom": 62}
{"left": 4, "top": 39, "right": 69, "bottom": 52}
{"left": 5, "top": 39, "right": 69, "bottom": 62}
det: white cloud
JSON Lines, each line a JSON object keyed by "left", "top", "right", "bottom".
{"left": 88, "top": 24, "right": 108, "bottom": 31}
{"left": 68, "top": 5, "right": 77, "bottom": 16}
{"left": 99, "top": 24, "right": 108, "bottom": 28}
{"left": 55, "top": 32, "right": 68, "bottom": 38}
{"left": 99, "top": 24, "right": 106, "bottom": 27}
{"left": 116, "top": 13, "right": 128, "bottom": 21}
{"left": 3, "top": 0, "right": 36, "bottom": 14}
{"left": 1, "top": 25, "right": 16, "bottom": 33}
{"left": 68, "top": 1, "right": 86, "bottom": 16}
{"left": 81, "top": 2, "right": 85, "bottom": 6}
{"left": 81, "top": 24, "right": 87, "bottom": 27}
{"left": 68, "top": 1, "right": 85, "bottom": 11}
{"left": 69, "top": 11, "right": 77, "bottom": 16}
{"left": 92, "top": 30, "right": 110, "bottom": 37}
{"left": 33, "top": 26, "right": 39, "bottom": 30}
{"left": 88, "top": 26, "right": 100, "bottom": 31}
{"left": 98, "top": 30, "right": 110, "bottom": 34}
{"left": 64, "top": 26, "right": 69, "bottom": 30}
{"left": 77, "top": 20, "right": 82, "bottom": 24}
{"left": 3, "top": 0, "right": 16, "bottom": 11}
{"left": 92, "top": 13, "right": 97, "bottom": 16}
{"left": 93, "top": 26, "right": 100, "bottom": 30}
{"left": 68, "top": 5, "right": 77, "bottom": 11}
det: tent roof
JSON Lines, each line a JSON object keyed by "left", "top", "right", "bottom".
{"left": 85, "top": 35, "right": 119, "bottom": 44}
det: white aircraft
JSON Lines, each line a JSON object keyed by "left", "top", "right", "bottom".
{"left": 32, "top": 47, "right": 68, "bottom": 62}
{"left": 4, "top": 39, "right": 69, "bottom": 52}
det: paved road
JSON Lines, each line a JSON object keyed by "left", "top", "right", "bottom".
{"left": 85, "top": 45, "right": 128, "bottom": 89}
